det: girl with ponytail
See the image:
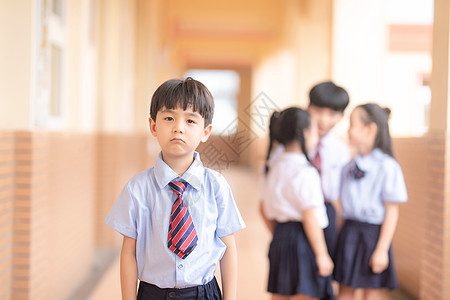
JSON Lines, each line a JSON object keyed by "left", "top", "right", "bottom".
{"left": 261, "top": 107, "right": 334, "bottom": 300}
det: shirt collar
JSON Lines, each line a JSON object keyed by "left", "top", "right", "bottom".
{"left": 309, "top": 131, "right": 333, "bottom": 157}
{"left": 153, "top": 151, "right": 204, "bottom": 191}
{"left": 281, "top": 151, "right": 309, "bottom": 164}
{"left": 320, "top": 130, "right": 337, "bottom": 147}
{"left": 354, "top": 148, "right": 385, "bottom": 171}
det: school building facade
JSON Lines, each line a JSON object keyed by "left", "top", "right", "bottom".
{"left": 0, "top": 0, "right": 448, "bottom": 299}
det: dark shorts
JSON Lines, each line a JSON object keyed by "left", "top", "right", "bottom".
{"left": 333, "top": 219, "right": 398, "bottom": 289}
{"left": 137, "top": 277, "right": 222, "bottom": 300}
{"left": 324, "top": 202, "right": 337, "bottom": 258}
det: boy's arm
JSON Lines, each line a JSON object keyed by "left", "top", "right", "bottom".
{"left": 219, "top": 234, "right": 238, "bottom": 300}
{"left": 370, "top": 202, "right": 399, "bottom": 274}
{"left": 302, "top": 207, "right": 334, "bottom": 277}
{"left": 120, "top": 235, "right": 138, "bottom": 300}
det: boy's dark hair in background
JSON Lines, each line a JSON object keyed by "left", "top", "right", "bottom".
{"left": 150, "top": 77, "right": 215, "bottom": 126}
{"left": 309, "top": 81, "right": 349, "bottom": 112}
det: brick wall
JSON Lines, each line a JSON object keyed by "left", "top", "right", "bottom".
{"left": 45, "top": 133, "right": 97, "bottom": 298}
{"left": 394, "top": 138, "right": 428, "bottom": 298}
{"left": 10, "top": 132, "right": 98, "bottom": 299}
{"left": 13, "top": 132, "right": 35, "bottom": 299}
{"left": 0, "top": 131, "right": 159, "bottom": 299}
{"left": 0, "top": 132, "right": 14, "bottom": 300}
{"left": 421, "top": 132, "right": 445, "bottom": 300}
{"left": 96, "top": 133, "right": 158, "bottom": 248}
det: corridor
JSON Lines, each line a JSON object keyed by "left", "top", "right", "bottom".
{"left": 83, "top": 166, "right": 412, "bottom": 300}
{"left": 1, "top": 1, "right": 448, "bottom": 299}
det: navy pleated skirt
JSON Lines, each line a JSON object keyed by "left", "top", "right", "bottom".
{"left": 267, "top": 222, "right": 333, "bottom": 299}
{"left": 333, "top": 219, "right": 398, "bottom": 289}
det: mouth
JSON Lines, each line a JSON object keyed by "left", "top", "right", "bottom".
{"left": 171, "top": 138, "right": 185, "bottom": 143}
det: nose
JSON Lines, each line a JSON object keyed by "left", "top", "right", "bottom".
{"left": 173, "top": 119, "right": 184, "bottom": 133}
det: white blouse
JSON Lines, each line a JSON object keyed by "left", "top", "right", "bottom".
{"left": 262, "top": 152, "right": 329, "bottom": 228}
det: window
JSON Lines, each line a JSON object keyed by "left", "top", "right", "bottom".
{"left": 33, "top": 0, "right": 66, "bottom": 128}
{"left": 47, "top": 0, "right": 66, "bottom": 127}
{"left": 50, "top": 44, "right": 63, "bottom": 117}
{"left": 184, "top": 69, "right": 240, "bottom": 135}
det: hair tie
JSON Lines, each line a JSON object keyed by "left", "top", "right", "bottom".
{"left": 383, "top": 107, "right": 391, "bottom": 119}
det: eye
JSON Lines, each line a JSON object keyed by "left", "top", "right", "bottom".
{"left": 164, "top": 116, "right": 174, "bottom": 121}
{"left": 187, "top": 119, "right": 196, "bottom": 124}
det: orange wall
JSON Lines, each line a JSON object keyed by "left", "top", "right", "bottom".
{"left": 1, "top": 131, "right": 158, "bottom": 299}
{"left": 96, "top": 133, "right": 158, "bottom": 247}
{"left": 0, "top": 132, "right": 13, "bottom": 299}
{"left": 394, "top": 138, "right": 428, "bottom": 298}
{"left": 11, "top": 132, "right": 97, "bottom": 299}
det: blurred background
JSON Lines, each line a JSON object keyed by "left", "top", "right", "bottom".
{"left": 0, "top": 0, "right": 447, "bottom": 299}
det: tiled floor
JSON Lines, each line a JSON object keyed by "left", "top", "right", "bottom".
{"left": 86, "top": 166, "right": 413, "bottom": 300}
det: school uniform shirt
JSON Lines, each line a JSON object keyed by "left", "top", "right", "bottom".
{"left": 340, "top": 148, "right": 408, "bottom": 224}
{"left": 266, "top": 144, "right": 285, "bottom": 169}
{"left": 105, "top": 152, "right": 246, "bottom": 288}
{"left": 261, "top": 152, "right": 329, "bottom": 229}
{"left": 309, "top": 131, "right": 351, "bottom": 202}
{"left": 260, "top": 143, "right": 285, "bottom": 185}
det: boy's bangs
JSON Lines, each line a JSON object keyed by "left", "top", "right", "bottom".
{"left": 165, "top": 80, "right": 213, "bottom": 122}
{"left": 164, "top": 92, "right": 205, "bottom": 117}
{"left": 150, "top": 78, "right": 214, "bottom": 126}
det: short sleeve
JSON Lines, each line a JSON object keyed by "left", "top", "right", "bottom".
{"left": 382, "top": 159, "right": 408, "bottom": 203}
{"left": 292, "top": 168, "right": 324, "bottom": 211}
{"left": 215, "top": 177, "right": 246, "bottom": 238}
{"left": 104, "top": 185, "right": 138, "bottom": 239}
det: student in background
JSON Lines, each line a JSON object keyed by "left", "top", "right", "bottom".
{"left": 261, "top": 107, "right": 334, "bottom": 300}
{"left": 308, "top": 81, "right": 351, "bottom": 257}
{"left": 334, "top": 103, "right": 407, "bottom": 300}
{"left": 260, "top": 110, "right": 284, "bottom": 234}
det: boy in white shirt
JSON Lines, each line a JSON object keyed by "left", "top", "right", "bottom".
{"left": 308, "top": 81, "right": 351, "bottom": 258}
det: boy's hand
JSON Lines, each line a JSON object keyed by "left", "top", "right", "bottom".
{"left": 316, "top": 253, "right": 334, "bottom": 277}
{"left": 370, "top": 249, "right": 389, "bottom": 274}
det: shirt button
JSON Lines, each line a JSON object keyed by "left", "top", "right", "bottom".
{"left": 168, "top": 291, "right": 176, "bottom": 298}
{"left": 178, "top": 264, "right": 183, "bottom": 270}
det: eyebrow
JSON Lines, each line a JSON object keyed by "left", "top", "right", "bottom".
{"left": 161, "top": 109, "right": 202, "bottom": 118}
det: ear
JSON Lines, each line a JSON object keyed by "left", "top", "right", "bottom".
{"left": 149, "top": 117, "right": 157, "bottom": 137}
{"left": 367, "top": 122, "right": 378, "bottom": 137}
{"left": 201, "top": 124, "right": 213, "bottom": 143}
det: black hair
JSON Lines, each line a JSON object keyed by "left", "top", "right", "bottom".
{"left": 264, "top": 111, "right": 281, "bottom": 174}
{"left": 309, "top": 81, "right": 349, "bottom": 112}
{"left": 150, "top": 77, "right": 214, "bottom": 126}
{"left": 357, "top": 103, "right": 394, "bottom": 157}
{"left": 265, "top": 107, "right": 313, "bottom": 174}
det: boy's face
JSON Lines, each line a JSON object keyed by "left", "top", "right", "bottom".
{"left": 308, "top": 105, "right": 344, "bottom": 138}
{"left": 149, "top": 106, "right": 212, "bottom": 161}
{"left": 305, "top": 118, "right": 319, "bottom": 154}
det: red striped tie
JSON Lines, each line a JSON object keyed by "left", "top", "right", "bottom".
{"left": 167, "top": 179, "right": 198, "bottom": 259}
